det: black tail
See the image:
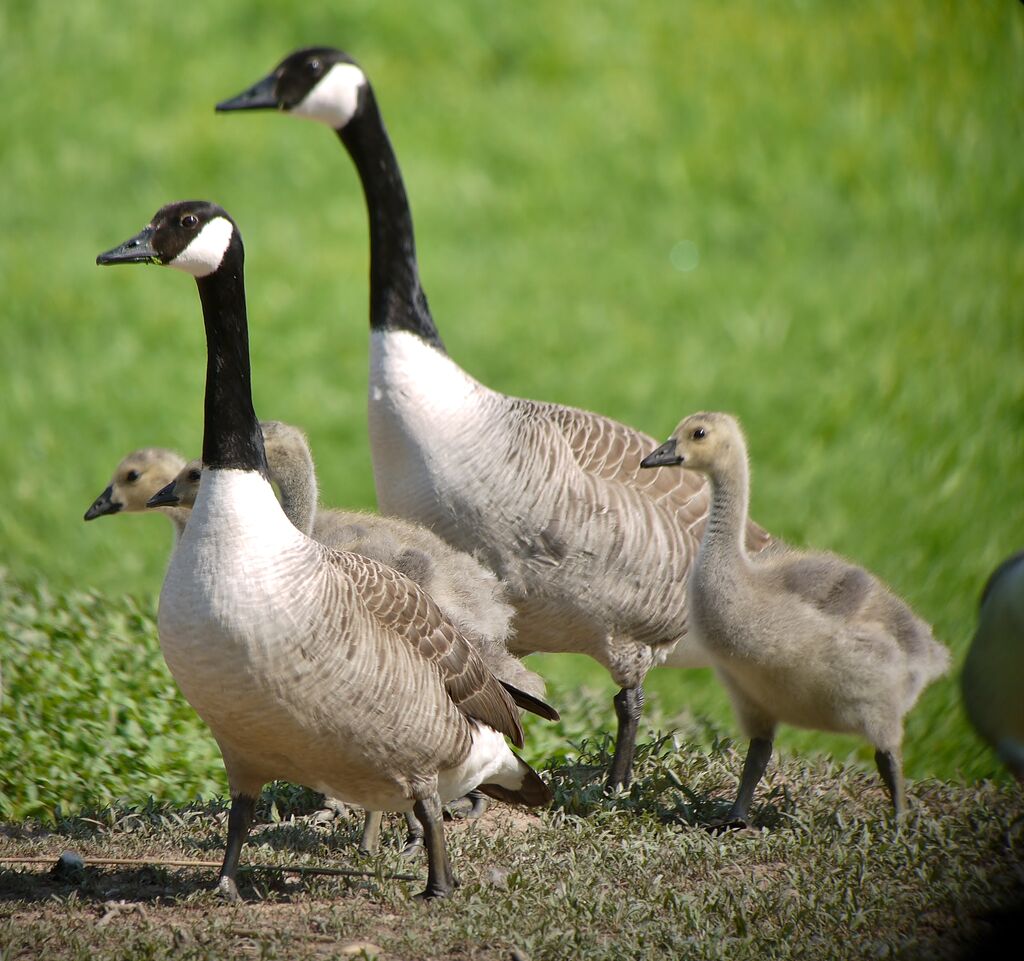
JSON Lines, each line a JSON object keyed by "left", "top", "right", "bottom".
{"left": 500, "top": 681, "right": 560, "bottom": 721}
{"left": 479, "top": 757, "right": 552, "bottom": 807}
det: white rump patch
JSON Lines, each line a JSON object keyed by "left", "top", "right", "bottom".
{"left": 169, "top": 217, "right": 234, "bottom": 278}
{"left": 291, "top": 62, "right": 366, "bottom": 129}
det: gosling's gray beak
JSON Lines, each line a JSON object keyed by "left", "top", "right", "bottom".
{"left": 216, "top": 73, "right": 279, "bottom": 112}
{"left": 96, "top": 226, "right": 159, "bottom": 266}
{"left": 146, "top": 481, "right": 180, "bottom": 509}
{"left": 640, "top": 438, "right": 683, "bottom": 469}
{"left": 84, "top": 484, "right": 121, "bottom": 520}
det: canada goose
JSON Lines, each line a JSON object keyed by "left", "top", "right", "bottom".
{"left": 961, "top": 551, "right": 1024, "bottom": 781}
{"left": 640, "top": 412, "right": 950, "bottom": 821}
{"left": 216, "top": 47, "right": 774, "bottom": 790}
{"left": 153, "top": 422, "right": 556, "bottom": 852}
{"left": 84, "top": 448, "right": 189, "bottom": 535}
{"left": 97, "top": 200, "right": 552, "bottom": 900}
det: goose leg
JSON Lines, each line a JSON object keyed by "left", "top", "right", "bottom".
{"left": 412, "top": 795, "right": 456, "bottom": 900}
{"left": 608, "top": 685, "right": 645, "bottom": 790}
{"left": 445, "top": 789, "right": 489, "bottom": 820}
{"left": 719, "top": 736, "right": 773, "bottom": 828}
{"left": 874, "top": 748, "right": 905, "bottom": 818}
{"left": 402, "top": 810, "right": 425, "bottom": 857}
{"left": 217, "top": 793, "right": 256, "bottom": 901}
{"left": 358, "top": 810, "right": 383, "bottom": 855}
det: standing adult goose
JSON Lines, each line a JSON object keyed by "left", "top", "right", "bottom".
{"left": 961, "top": 551, "right": 1024, "bottom": 781}
{"left": 641, "top": 412, "right": 950, "bottom": 821}
{"left": 216, "top": 47, "right": 774, "bottom": 790}
{"left": 96, "top": 200, "right": 552, "bottom": 901}
{"left": 84, "top": 448, "right": 189, "bottom": 536}
{"left": 152, "top": 421, "right": 556, "bottom": 852}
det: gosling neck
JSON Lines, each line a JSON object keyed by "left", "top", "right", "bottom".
{"left": 337, "top": 87, "right": 445, "bottom": 351}
{"left": 267, "top": 444, "right": 318, "bottom": 536}
{"left": 699, "top": 447, "right": 752, "bottom": 567}
{"left": 194, "top": 245, "right": 269, "bottom": 478}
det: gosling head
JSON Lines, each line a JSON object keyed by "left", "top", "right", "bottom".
{"left": 260, "top": 420, "right": 312, "bottom": 470}
{"left": 640, "top": 412, "right": 744, "bottom": 475}
{"left": 96, "top": 200, "right": 240, "bottom": 279}
{"left": 147, "top": 458, "right": 203, "bottom": 511}
{"left": 84, "top": 448, "right": 186, "bottom": 521}
{"left": 216, "top": 47, "right": 369, "bottom": 131}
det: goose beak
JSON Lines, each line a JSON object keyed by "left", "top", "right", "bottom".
{"left": 216, "top": 73, "right": 279, "bottom": 112}
{"left": 640, "top": 438, "right": 683, "bottom": 469}
{"left": 84, "top": 485, "right": 121, "bottom": 520}
{"left": 96, "top": 226, "right": 159, "bottom": 266}
{"left": 147, "top": 482, "right": 180, "bottom": 509}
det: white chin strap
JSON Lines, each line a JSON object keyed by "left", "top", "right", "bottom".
{"left": 291, "top": 62, "right": 366, "bottom": 129}
{"left": 169, "top": 217, "right": 234, "bottom": 278}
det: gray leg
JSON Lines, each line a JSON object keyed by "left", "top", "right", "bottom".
{"left": 217, "top": 793, "right": 256, "bottom": 902}
{"left": 445, "top": 789, "right": 489, "bottom": 820}
{"left": 402, "top": 810, "right": 425, "bottom": 857}
{"left": 875, "top": 748, "right": 905, "bottom": 818}
{"left": 722, "top": 737, "right": 774, "bottom": 827}
{"left": 359, "top": 810, "right": 383, "bottom": 855}
{"left": 608, "top": 685, "right": 645, "bottom": 790}
{"left": 412, "top": 795, "right": 456, "bottom": 900}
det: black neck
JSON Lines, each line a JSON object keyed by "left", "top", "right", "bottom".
{"left": 195, "top": 247, "right": 269, "bottom": 475}
{"left": 338, "top": 88, "right": 445, "bottom": 351}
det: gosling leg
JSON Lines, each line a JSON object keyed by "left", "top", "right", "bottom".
{"left": 358, "top": 810, "right": 383, "bottom": 855}
{"left": 412, "top": 795, "right": 456, "bottom": 900}
{"left": 874, "top": 748, "right": 906, "bottom": 818}
{"left": 720, "top": 736, "right": 774, "bottom": 828}
{"left": 217, "top": 793, "right": 256, "bottom": 902}
{"left": 608, "top": 685, "right": 645, "bottom": 790}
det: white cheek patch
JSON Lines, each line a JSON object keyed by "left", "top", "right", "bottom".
{"left": 169, "top": 217, "right": 235, "bottom": 278}
{"left": 291, "top": 62, "right": 366, "bottom": 129}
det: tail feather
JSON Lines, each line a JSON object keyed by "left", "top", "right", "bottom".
{"left": 500, "top": 680, "right": 560, "bottom": 721}
{"left": 479, "top": 755, "right": 552, "bottom": 807}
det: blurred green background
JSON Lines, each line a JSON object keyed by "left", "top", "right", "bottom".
{"left": 1, "top": 0, "right": 1022, "bottom": 804}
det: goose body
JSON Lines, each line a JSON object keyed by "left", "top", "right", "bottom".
{"left": 961, "top": 551, "right": 1024, "bottom": 780}
{"left": 97, "top": 201, "right": 550, "bottom": 899}
{"left": 641, "top": 412, "right": 950, "bottom": 820}
{"left": 218, "top": 49, "right": 771, "bottom": 786}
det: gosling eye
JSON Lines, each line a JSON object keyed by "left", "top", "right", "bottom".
{"left": 125, "top": 469, "right": 141, "bottom": 483}
{"left": 188, "top": 469, "right": 201, "bottom": 482}
{"left": 691, "top": 427, "right": 706, "bottom": 441}
{"left": 180, "top": 213, "right": 199, "bottom": 229}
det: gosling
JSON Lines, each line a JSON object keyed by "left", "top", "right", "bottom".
{"left": 641, "top": 412, "right": 950, "bottom": 822}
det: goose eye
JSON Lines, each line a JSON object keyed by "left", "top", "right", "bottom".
{"left": 692, "top": 427, "right": 706, "bottom": 440}
{"left": 180, "top": 213, "right": 199, "bottom": 229}
{"left": 307, "top": 58, "right": 322, "bottom": 75}
{"left": 125, "top": 470, "right": 140, "bottom": 483}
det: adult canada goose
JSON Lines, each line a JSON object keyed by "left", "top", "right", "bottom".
{"left": 96, "top": 200, "right": 552, "bottom": 900}
{"left": 641, "top": 412, "right": 950, "bottom": 821}
{"left": 84, "top": 448, "right": 189, "bottom": 535}
{"left": 152, "top": 421, "right": 556, "bottom": 852}
{"left": 216, "top": 47, "right": 774, "bottom": 790}
{"left": 961, "top": 551, "right": 1024, "bottom": 781}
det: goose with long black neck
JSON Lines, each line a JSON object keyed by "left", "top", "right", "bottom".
{"left": 217, "top": 47, "right": 778, "bottom": 791}
{"left": 96, "top": 200, "right": 552, "bottom": 902}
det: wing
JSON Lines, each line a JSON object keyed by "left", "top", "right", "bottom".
{"left": 535, "top": 400, "right": 772, "bottom": 553}
{"left": 328, "top": 549, "right": 525, "bottom": 747}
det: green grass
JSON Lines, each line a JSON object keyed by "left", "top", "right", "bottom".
{"left": 1, "top": 743, "right": 1022, "bottom": 960}
{"left": 1, "top": 0, "right": 1022, "bottom": 787}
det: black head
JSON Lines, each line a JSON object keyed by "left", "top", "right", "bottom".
{"left": 216, "top": 47, "right": 368, "bottom": 129}
{"left": 97, "top": 201, "right": 240, "bottom": 277}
